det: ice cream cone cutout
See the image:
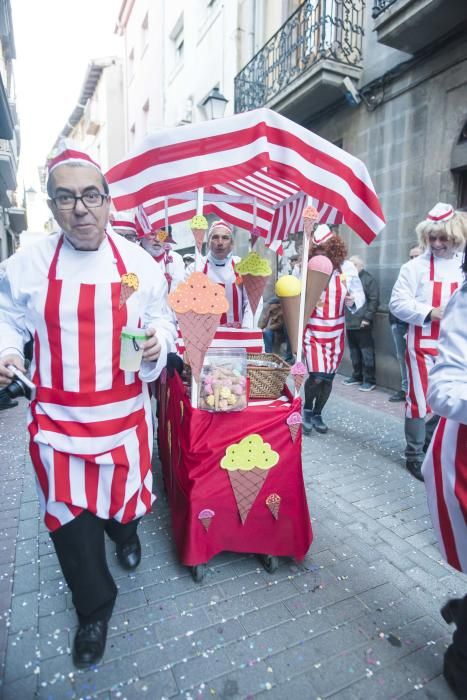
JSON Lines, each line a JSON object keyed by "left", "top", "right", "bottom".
{"left": 275, "top": 275, "right": 301, "bottom": 355}
{"left": 303, "top": 255, "right": 333, "bottom": 323}
{"left": 302, "top": 206, "right": 319, "bottom": 239}
{"left": 119, "top": 273, "right": 139, "bottom": 309}
{"left": 266, "top": 493, "right": 281, "bottom": 520}
{"left": 286, "top": 412, "right": 302, "bottom": 442}
{"left": 220, "top": 434, "right": 279, "bottom": 524}
{"left": 198, "top": 508, "right": 215, "bottom": 532}
{"left": 168, "top": 272, "right": 229, "bottom": 382}
{"left": 190, "top": 214, "right": 208, "bottom": 253}
{"left": 235, "top": 252, "right": 272, "bottom": 314}
{"left": 290, "top": 362, "right": 307, "bottom": 392}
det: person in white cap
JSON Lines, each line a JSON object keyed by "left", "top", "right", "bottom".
{"left": 191, "top": 220, "right": 259, "bottom": 327}
{"left": 139, "top": 224, "right": 185, "bottom": 292}
{"left": 390, "top": 203, "right": 466, "bottom": 481}
{"left": 421, "top": 244, "right": 467, "bottom": 698}
{"left": 110, "top": 210, "right": 138, "bottom": 243}
{"left": 0, "top": 145, "right": 177, "bottom": 668}
{"left": 303, "top": 225, "right": 365, "bottom": 434}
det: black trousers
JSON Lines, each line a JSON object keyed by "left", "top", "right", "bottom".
{"left": 304, "top": 372, "right": 335, "bottom": 415}
{"left": 453, "top": 594, "right": 467, "bottom": 657}
{"left": 50, "top": 510, "right": 139, "bottom": 624}
{"left": 346, "top": 328, "right": 376, "bottom": 384}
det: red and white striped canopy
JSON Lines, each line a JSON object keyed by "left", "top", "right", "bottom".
{"left": 106, "top": 108, "right": 385, "bottom": 246}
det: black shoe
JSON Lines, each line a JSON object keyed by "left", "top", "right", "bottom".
{"left": 342, "top": 376, "right": 361, "bottom": 386}
{"left": 302, "top": 409, "right": 313, "bottom": 435}
{"left": 389, "top": 390, "right": 406, "bottom": 402}
{"left": 311, "top": 414, "right": 328, "bottom": 434}
{"left": 0, "top": 395, "right": 18, "bottom": 411}
{"left": 443, "top": 644, "right": 467, "bottom": 699}
{"left": 72, "top": 620, "right": 108, "bottom": 669}
{"left": 406, "top": 460, "right": 424, "bottom": 482}
{"left": 116, "top": 534, "right": 141, "bottom": 570}
{"left": 441, "top": 599, "right": 462, "bottom": 626}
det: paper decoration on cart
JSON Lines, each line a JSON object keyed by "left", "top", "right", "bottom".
{"left": 275, "top": 275, "right": 301, "bottom": 354}
{"left": 119, "top": 272, "right": 139, "bottom": 309}
{"left": 220, "top": 434, "right": 279, "bottom": 524}
{"left": 286, "top": 412, "right": 302, "bottom": 443}
{"left": 168, "top": 272, "right": 229, "bottom": 381}
{"left": 190, "top": 214, "right": 208, "bottom": 252}
{"left": 198, "top": 508, "right": 215, "bottom": 532}
{"left": 302, "top": 206, "right": 319, "bottom": 239}
{"left": 266, "top": 493, "right": 281, "bottom": 520}
{"left": 235, "top": 252, "right": 272, "bottom": 315}
{"left": 290, "top": 362, "right": 307, "bottom": 392}
{"left": 304, "top": 255, "right": 333, "bottom": 322}
{"left": 250, "top": 226, "right": 261, "bottom": 248}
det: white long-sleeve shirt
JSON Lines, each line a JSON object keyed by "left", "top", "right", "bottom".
{"left": 0, "top": 231, "right": 177, "bottom": 383}
{"left": 427, "top": 281, "right": 467, "bottom": 424}
{"left": 389, "top": 250, "right": 463, "bottom": 327}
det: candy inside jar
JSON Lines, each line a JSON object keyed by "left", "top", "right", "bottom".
{"left": 198, "top": 348, "right": 247, "bottom": 412}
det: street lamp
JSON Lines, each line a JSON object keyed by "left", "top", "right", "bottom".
{"left": 201, "top": 86, "right": 229, "bottom": 120}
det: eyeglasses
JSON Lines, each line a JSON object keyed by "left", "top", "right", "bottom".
{"left": 52, "top": 192, "right": 107, "bottom": 211}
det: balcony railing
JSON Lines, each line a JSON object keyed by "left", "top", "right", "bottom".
{"left": 372, "top": 1, "right": 398, "bottom": 18}
{"left": 234, "top": 0, "right": 365, "bottom": 114}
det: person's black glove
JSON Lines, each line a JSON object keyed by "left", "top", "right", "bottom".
{"left": 166, "top": 352, "right": 184, "bottom": 377}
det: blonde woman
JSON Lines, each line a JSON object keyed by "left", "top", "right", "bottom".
{"left": 390, "top": 203, "right": 465, "bottom": 481}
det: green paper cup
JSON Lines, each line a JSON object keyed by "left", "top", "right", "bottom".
{"left": 120, "top": 326, "right": 147, "bottom": 371}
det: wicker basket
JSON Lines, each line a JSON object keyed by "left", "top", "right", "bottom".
{"left": 247, "top": 353, "right": 291, "bottom": 399}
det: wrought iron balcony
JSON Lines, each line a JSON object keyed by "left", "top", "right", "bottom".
{"left": 234, "top": 0, "right": 365, "bottom": 115}
{"left": 372, "top": 1, "right": 397, "bottom": 18}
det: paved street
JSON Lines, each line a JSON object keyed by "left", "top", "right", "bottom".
{"left": 0, "top": 383, "right": 463, "bottom": 700}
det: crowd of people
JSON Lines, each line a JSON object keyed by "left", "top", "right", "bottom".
{"left": 0, "top": 147, "right": 465, "bottom": 697}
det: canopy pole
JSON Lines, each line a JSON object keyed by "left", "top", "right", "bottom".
{"left": 191, "top": 187, "right": 204, "bottom": 408}
{"left": 295, "top": 231, "right": 310, "bottom": 368}
{"left": 164, "top": 197, "right": 169, "bottom": 234}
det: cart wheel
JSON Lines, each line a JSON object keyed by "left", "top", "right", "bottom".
{"left": 259, "top": 554, "right": 279, "bottom": 574}
{"left": 191, "top": 564, "right": 207, "bottom": 583}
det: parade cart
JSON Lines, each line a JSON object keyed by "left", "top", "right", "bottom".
{"left": 106, "top": 108, "right": 385, "bottom": 581}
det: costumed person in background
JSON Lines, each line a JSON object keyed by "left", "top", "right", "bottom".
{"left": 192, "top": 219, "right": 260, "bottom": 327}
{"left": 110, "top": 210, "right": 138, "bottom": 243}
{"left": 0, "top": 147, "right": 177, "bottom": 668}
{"left": 303, "top": 225, "right": 365, "bottom": 434}
{"left": 390, "top": 203, "right": 465, "bottom": 481}
{"left": 139, "top": 224, "right": 185, "bottom": 292}
{"left": 421, "top": 244, "right": 467, "bottom": 700}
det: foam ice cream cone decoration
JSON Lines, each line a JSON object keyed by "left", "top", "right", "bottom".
{"left": 286, "top": 412, "right": 302, "bottom": 443}
{"left": 290, "top": 362, "right": 307, "bottom": 392}
{"left": 250, "top": 226, "right": 261, "bottom": 248}
{"left": 168, "top": 272, "right": 229, "bottom": 382}
{"left": 119, "top": 273, "right": 139, "bottom": 309}
{"left": 266, "top": 493, "right": 281, "bottom": 520}
{"left": 190, "top": 214, "right": 208, "bottom": 253}
{"left": 235, "top": 252, "right": 272, "bottom": 314}
{"left": 198, "top": 508, "right": 215, "bottom": 532}
{"left": 275, "top": 275, "right": 301, "bottom": 355}
{"left": 302, "top": 206, "right": 319, "bottom": 238}
{"left": 221, "top": 434, "right": 279, "bottom": 524}
{"left": 303, "top": 255, "right": 333, "bottom": 323}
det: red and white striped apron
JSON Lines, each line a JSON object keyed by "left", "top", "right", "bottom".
{"left": 422, "top": 418, "right": 467, "bottom": 572}
{"left": 406, "top": 256, "right": 459, "bottom": 418}
{"left": 303, "top": 269, "right": 347, "bottom": 374}
{"left": 203, "top": 259, "right": 242, "bottom": 326}
{"left": 28, "top": 234, "right": 154, "bottom": 532}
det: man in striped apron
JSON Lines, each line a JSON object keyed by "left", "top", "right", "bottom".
{"left": 422, "top": 242, "right": 467, "bottom": 699}
{"left": 195, "top": 220, "right": 260, "bottom": 327}
{"left": 390, "top": 203, "right": 464, "bottom": 481}
{"left": 0, "top": 147, "right": 177, "bottom": 668}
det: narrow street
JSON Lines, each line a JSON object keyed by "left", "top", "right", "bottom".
{"left": 0, "top": 383, "right": 462, "bottom": 700}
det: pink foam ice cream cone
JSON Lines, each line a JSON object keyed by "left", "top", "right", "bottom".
{"left": 302, "top": 206, "right": 319, "bottom": 238}
{"left": 303, "top": 255, "right": 333, "bottom": 323}
{"left": 290, "top": 362, "right": 307, "bottom": 392}
{"left": 198, "top": 508, "right": 215, "bottom": 532}
{"left": 286, "top": 411, "right": 302, "bottom": 443}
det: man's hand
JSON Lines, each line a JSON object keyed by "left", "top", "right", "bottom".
{"left": 142, "top": 328, "right": 161, "bottom": 363}
{"left": 430, "top": 306, "right": 444, "bottom": 321}
{"left": 360, "top": 320, "right": 370, "bottom": 329}
{"left": 0, "top": 355, "right": 25, "bottom": 387}
{"left": 344, "top": 294, "right": 355, "bottom": 308}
